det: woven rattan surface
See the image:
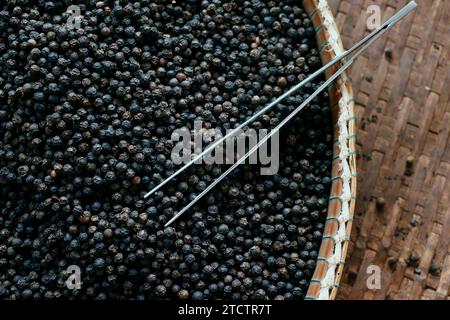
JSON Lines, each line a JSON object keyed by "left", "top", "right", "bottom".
{"left": 303, "top": 0, "right": 357, "bottom": 300}
{"left": 326, "top": 0, "right": 450, "bottom": 300}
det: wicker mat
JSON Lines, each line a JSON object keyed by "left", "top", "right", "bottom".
{"left": 327, "top": 0, "right": 450, "bottom": 300}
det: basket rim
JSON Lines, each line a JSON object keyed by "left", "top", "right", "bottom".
{"left": 303, "top": 0, "right": 358, "bottom": 300}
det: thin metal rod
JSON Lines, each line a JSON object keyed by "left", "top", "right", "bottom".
{"left": 144, "top": 1, "right": 416, "bottom": 199}
{"left": 164, "top": 1, "right": 417, "bottom": 227}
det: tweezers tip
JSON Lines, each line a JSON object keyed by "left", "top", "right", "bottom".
{"left": 405, "top": 1, "right": 418, "bottom": 11}
{"left": 164, "top": 221, "right": 173, "bottom": 228}
{"left": 144, "top": 187, "right": 158, "bottom": 198}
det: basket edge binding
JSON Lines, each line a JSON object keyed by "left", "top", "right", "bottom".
{"left": 302, "top": 0, "right": 358, "bottom": 300}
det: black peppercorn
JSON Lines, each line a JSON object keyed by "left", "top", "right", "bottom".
{"left": 0, "top": 0, "right": 332, "bottom": 301}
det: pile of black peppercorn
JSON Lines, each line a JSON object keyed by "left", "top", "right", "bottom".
{"left": 0, "top": 0, "right": 333, "bottom": 300}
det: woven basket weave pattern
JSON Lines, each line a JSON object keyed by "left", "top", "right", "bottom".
{"left": 303, "top": 0, "right": 358, "bottom": 300}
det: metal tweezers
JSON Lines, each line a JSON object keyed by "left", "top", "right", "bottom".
{"left": 144, "top": 1, "right": 417, "bottom": 227}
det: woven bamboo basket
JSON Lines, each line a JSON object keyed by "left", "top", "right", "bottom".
{"left": 302, "top": 0, "right": 358, "bottom": 300}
